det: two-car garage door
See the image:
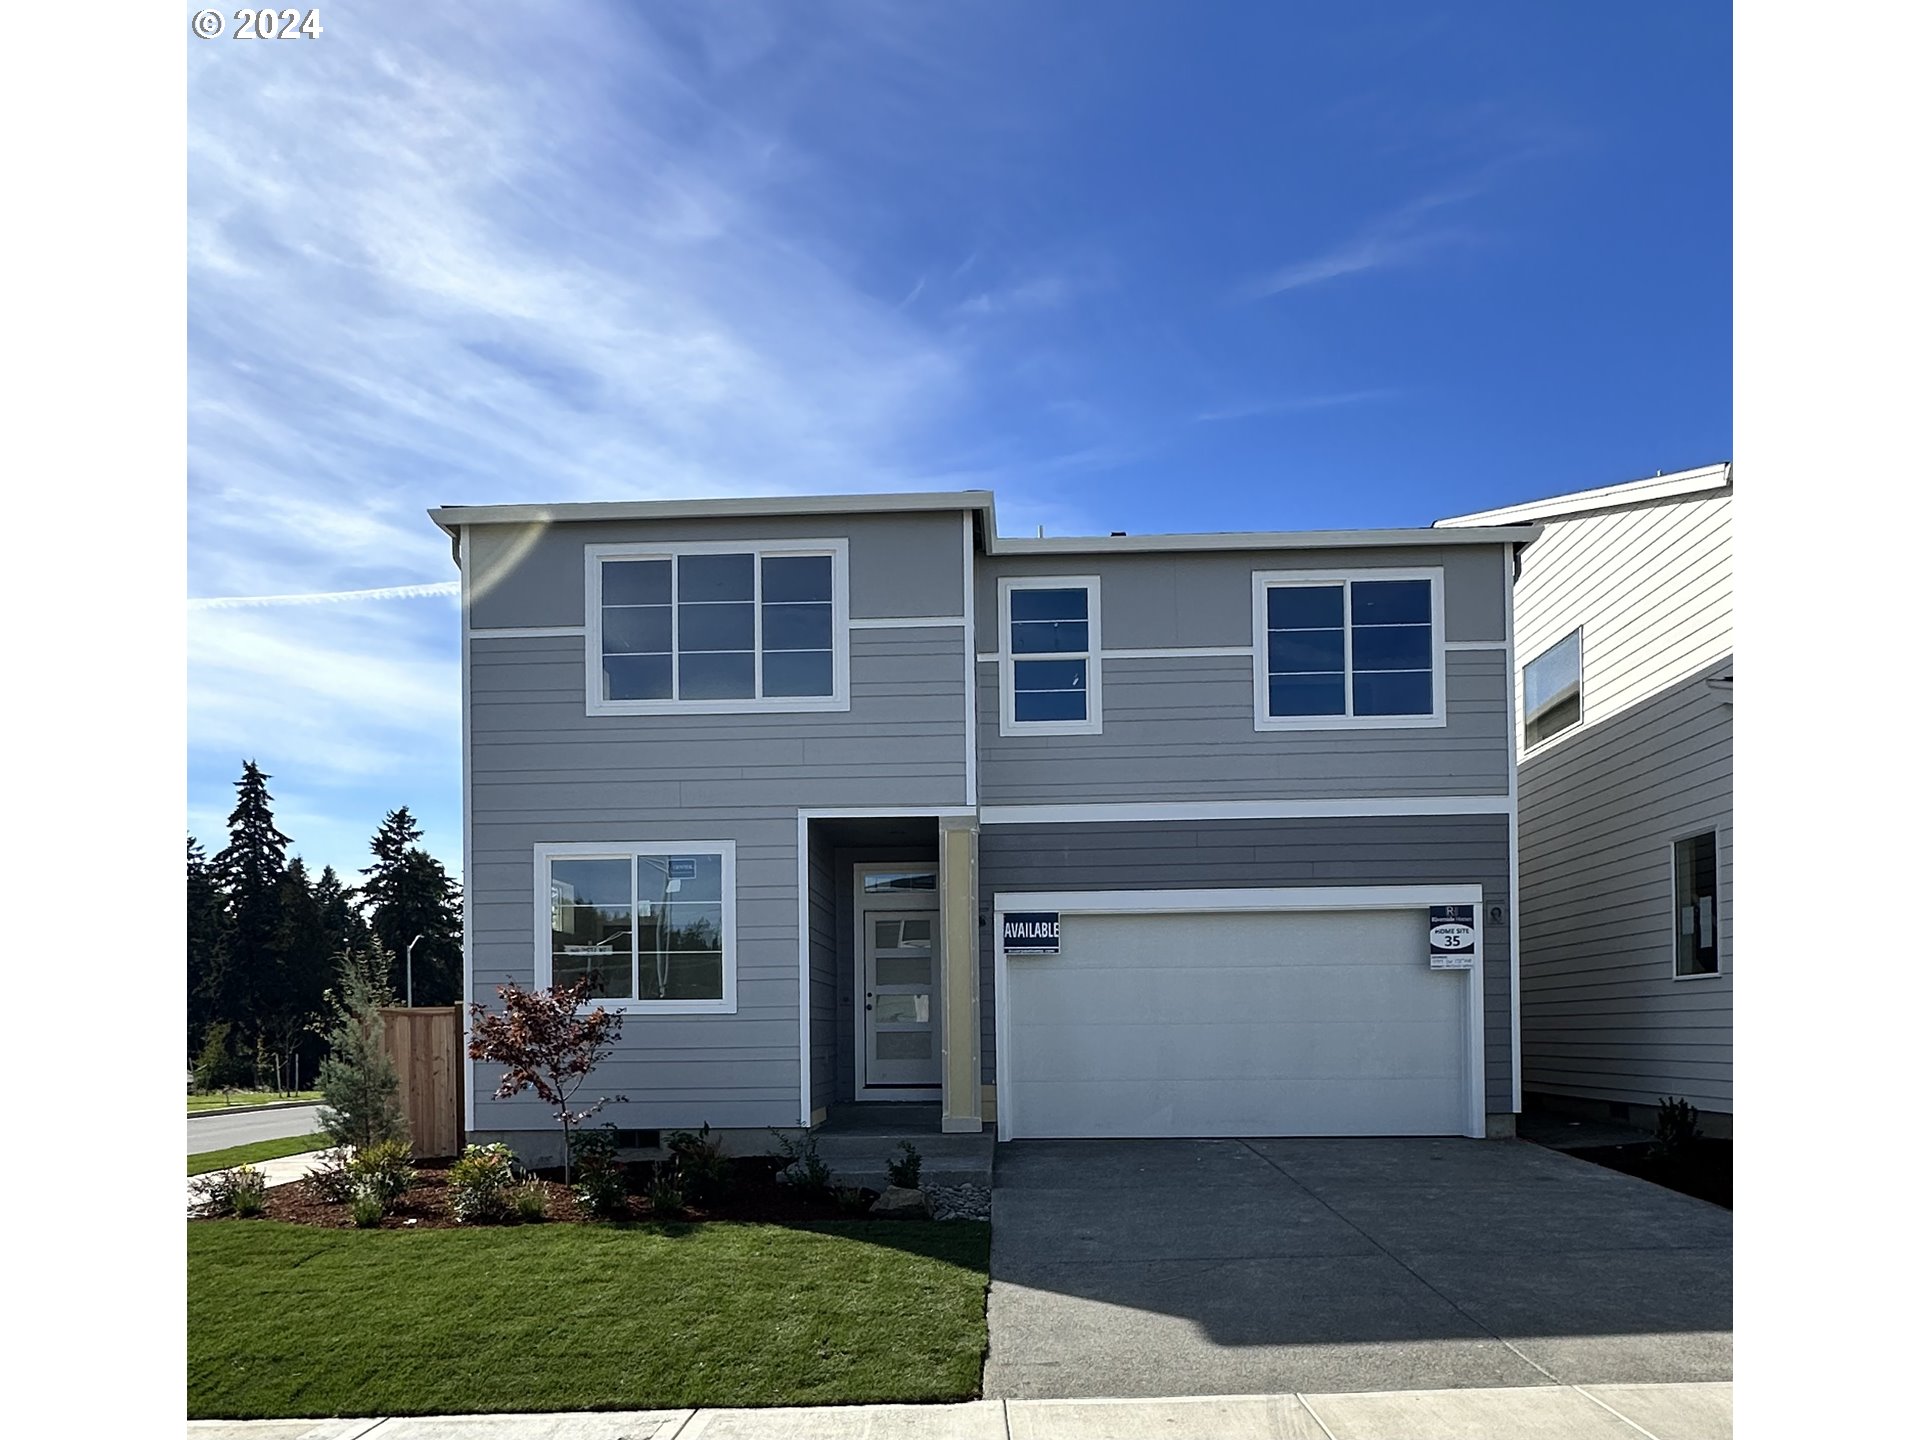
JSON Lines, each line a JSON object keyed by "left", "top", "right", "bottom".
{"left": 999, "top": 906, "right": 1476, "bottom": 1139}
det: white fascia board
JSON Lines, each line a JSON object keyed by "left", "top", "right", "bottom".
{"left": 986, "top": 525, "right": 1538, "bottom": 555}
{"left": 430, "top": 489, "right": 995, "bottom": 538}
{"left": 1433, "top": 463, "right": 1731, "bottom": 529}
{"left": 992, "top": 884, "right": 1484, "bottom": 915}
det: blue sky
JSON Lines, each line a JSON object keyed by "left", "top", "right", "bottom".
{"left": 187, "top": 1, "right": 1731, "bottom": 883}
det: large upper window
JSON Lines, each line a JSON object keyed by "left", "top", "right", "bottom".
{"left": 536, "top": 841, "right": 736, "bottom": 1012}
{"left": 586, "top": 541, "right": 848, "bottom": 714}
{"left": 999, "top": 576, "right": 1102, "bottom": 735}
{"left": 1254, "top": 570, "right": 1444, "bottom": 729}
{"left": 1673, "top": 832, "right": 1721, "bottom": 979}
{"left": 1523, "top": 630, "right": 1583, "bottom": 748}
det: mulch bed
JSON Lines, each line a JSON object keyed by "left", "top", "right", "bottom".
{"left": 1564, "top": 1137, "right": 1732, "bottom": 1210}
{"left": 200, "top": 1156, "right": 887, "bottom": 1230}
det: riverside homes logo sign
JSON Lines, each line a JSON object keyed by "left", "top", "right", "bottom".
{"left": 1003, "top": 911, "right": 1062, "bottom": 955}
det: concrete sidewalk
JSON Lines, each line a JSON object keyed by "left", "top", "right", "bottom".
{"left": 186, "top": 1381, "right": 1732, "bottom": 1439}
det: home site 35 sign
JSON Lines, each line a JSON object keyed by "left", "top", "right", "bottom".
{"left": 1003, "top": 911, "right": 1062, "bottom": 955}
{"left": 1428, "top": 904, "right": 1477, "bottom": 969}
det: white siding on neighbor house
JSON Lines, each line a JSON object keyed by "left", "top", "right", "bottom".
{"left": 1512, "top": 484, "right": 1732, "bottom": 1115}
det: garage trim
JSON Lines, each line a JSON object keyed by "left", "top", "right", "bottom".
{"left": 992, "top": 884, "right": 1487, "bottom": 1142}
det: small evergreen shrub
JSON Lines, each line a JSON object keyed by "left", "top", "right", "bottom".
{"left": 348, "top": 1139, "right": 416, "bottom": 1206}
{"left": 306, "top": 1148, "right": 357, "bottom": 1204}
{"left": 316, "top": 944, "right": 409, "bottom": 1151}
{"left": 770, "top": 1130, "right": 833, "bottom": 1195}
{"left": 350, "top": 1191, "right": 385, "bottom": 1228}
{"left": 511, "top": 1181, "right": 548, "bottom": 1222}
{"left": 1651, "top": 1096, "right": 1701, "bottom": 1163}
{"left": 447, "top": 1143, "right": 518, "bottom": 1224}
{"left": 666, "top": 1123, "right": 733, "bottom": 1206}
{"left": 571, "top": 1125, "right": 629, "bottom": 1219}
{"left": 886, "top": 1140, "right": 923, "bottom": 1190}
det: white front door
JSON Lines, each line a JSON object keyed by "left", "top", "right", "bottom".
{"left": 862, "top": 909, "right": 942, "bottom": 1091}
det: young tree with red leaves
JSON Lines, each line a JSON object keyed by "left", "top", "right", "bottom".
{"left": 467, "top": 980, "right": 625, "bottom": 1182}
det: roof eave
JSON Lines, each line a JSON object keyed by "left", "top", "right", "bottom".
{"left": 1433, "top": 462, "right": 1732, "bottom": 529}
{"left": 984, "top": 524, "right": 1540, "bottom": 555}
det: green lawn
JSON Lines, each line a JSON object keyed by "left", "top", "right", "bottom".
{"left": 189, "top": 1218, "right": 991, "bottom": 1417}
{"left": 188, "top": 1089, "right": 322, "bottom": 1113}
{"left": 188, "top": 1133, "right": 329, "bottom": 1176}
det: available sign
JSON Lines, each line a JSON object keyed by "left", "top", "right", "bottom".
{"left": 1428, "top": 904, "right": 1477, "bottom": 970}
{"left": 1003, "top": 911, "right": 1062, "bottom": 955}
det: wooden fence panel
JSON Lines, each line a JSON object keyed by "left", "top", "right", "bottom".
{"left": 380, "top": 1006, "right": 463, "bottom": 1159}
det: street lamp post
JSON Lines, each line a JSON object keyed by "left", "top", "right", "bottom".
{"left": 405, "top": 934, "right": 425, "bottom": 1007}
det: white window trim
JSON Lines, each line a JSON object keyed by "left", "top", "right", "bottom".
{"left": 998, "top": 574, "right": 1103, "bottom": 737}
{"left": 1669, "top": 826, "right": 1725, "bottom": 983}
{"left": 584, "top": 539, "right": 851, "bottom": 716}
{"left": 532, "top": 840, "right": 739, "bottom": 1014}
{"left": 1521, "top": 626, "right": 1584, "bottom": 753}
{"left": 1252, "top": 566, "right": 1448, "bottom": 731}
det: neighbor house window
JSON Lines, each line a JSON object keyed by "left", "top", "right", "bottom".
{"left": 1523, "top": 630, "right": 1583, "bottom": 748}
{"left": 1000, "top": 576, "right": 1102, "bottom": 734}
{"left": 587, "top": 541, "right": 848, "bottom": 714}
{"left": 1673, "top": 832, "right": 1720, "bottom": 979}
{"left": 535, "top": 841, "right": 737, "bottom": 1012}
{"left": 1254, "top": 570, "right": 1443, "bottom": 729}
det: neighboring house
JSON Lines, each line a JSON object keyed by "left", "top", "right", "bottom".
{"left": 430, "top": 491, "right": 1539, "bottom": 1160}
{"left": 1436, "top": 463, "right": 1732, "bottom": 1137}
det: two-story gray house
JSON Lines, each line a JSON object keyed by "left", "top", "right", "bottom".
{"left": 431, "top": 491, "right": 1539, "bottom": 1159}
{"left": 1438, "top": 463, "right": 1733, "bottom": 1137}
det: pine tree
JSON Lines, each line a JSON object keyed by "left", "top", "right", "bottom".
{"left": 210, "top": 761, "right": 293, "bottom": 1065}
{"left": 263, "top": 858, "right": 332, "bottom": 1092}
{"left": 315, "top": 939, "right": 409, "bottom": 1150}
{"left": 186, "top": 835, "right": 226, "bottom": 1061}
{"left": 359, "top": 807, "right": 463, "bottom": 1006}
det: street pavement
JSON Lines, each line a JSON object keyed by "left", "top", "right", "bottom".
{"left": 188, "top": 1103, "right": 325, "bottom": 1154}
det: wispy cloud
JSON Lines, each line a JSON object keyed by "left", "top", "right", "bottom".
{"left": 1193, "top": 389, "right": 1400, "bottom": 423}
{"left": 189, "top": 583, "right": 460, "bottom": 611}
{"left": 1237, "top": 183, "right": 1486, "bottom": 300}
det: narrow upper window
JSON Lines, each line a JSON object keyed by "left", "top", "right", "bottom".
{"left": 1673, "top": 832, "right": 1720, "bottom": 979}
{"left": 587, "top": 541, "right": 847, "bottom": 714}
{"left": 538, "top": 841, "right": 737, "bottom": 1012}
{"left": 1000, "top": 576, "right": 1102, "bottom": 734}
{"left": 1523, "top": 630, "right": 1583, "bottom": 748}
{"left": 1254, "top": 570, "right": 1443, "bottom": 729}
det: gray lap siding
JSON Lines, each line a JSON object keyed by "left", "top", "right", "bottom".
{"left": 976, "top": 815, "right": 1515, "bottom": 1117}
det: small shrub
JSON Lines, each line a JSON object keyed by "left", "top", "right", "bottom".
{"left": 886, "top": 1140, "right": 923, "bottom": 1190}
{"left": 647, "top": 1161, "right": 686, "bottom": 1216}
{"left": 447, "top": 1142, "right": 518, "bottom": 1224}
{"left": 511, "top": 1181, "right": 548, "bottom": 1222}
{"left": 350, "top": 1191, "right": 385, "bottom": 1228}
{"left": 831, "top": 1185, "right": 871, "bottom": 1213}
{"left": 667, "top": 1123, "right": 733, "bottom": 1206}
{"left": 191, "top": 1163, "right": 269, "bottom": 1218}
{"left": 1651, "top": 1096, "right": 1701, "bottom": 1163}
{"left": 305, "top": 1148, "right": 357, "bottom": 1204}
{"left": 571, "top": 1124, "right": 629, "bottom": 1219}
{"left": 770, "top": 1129, "right": 833, "bottom": 1195}
{"left": 348, "top": 1139, "right": 416, "bottom": 1205}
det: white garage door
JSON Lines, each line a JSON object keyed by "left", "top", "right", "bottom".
{"left": 1001, "top": 908, "right": 1473, "bottom": 1138}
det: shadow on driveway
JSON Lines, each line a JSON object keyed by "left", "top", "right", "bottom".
{"left": 984, "top": 1137, "right": 1731, "bottom": 1400}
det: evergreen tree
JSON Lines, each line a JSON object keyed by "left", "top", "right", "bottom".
{"left": 263, "top": 858, "right": 332, "bottom": 1092}
{"left": 186, "top": 835, "right": 226, "bottom": 1061}
{"left": 210, "top": 761, "right": 293, "bottom": 1063}
{"left": 316, "top": 939, "right": 409, "bottom": 1150}
{"left": 359, "top": 807, "right": 463, "bottom": 1006}
{"left": 313, "top": 864, "right": 370, "bottom": 956}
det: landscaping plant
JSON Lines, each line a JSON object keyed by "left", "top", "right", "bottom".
{"left": 1651, "top": 1095, "right": 1701, "bottom": 1164}
{"left": 646, "top": 1161, "right": 686, "bottom": 1217}
{"left": 666, "top": 1123, "right": 733, "bottom": 1206}
{"left": 886, "top": 1140, "right": 923, "bottom": 1190}
{"left": 351, "top": 1191, "right": 385, "bottom": 1228}
{"left": 570, "top": 1125, "right": 629, "bottom": 1218}
{"left": 348, "top": 1138, "right": 416, "bottom": 1206}
{"left": 468, "top": 979, "right": 624, "bottom": 1183}
{"left": 447, "top": 1143, "right": 518, "bottom": 1224}
{"left": 305, "top": 1147, "right": 358, "bottom": 1204}
{"left": 770, "top": 1129, "right": 833, "bottom": 1195}
{"left": 511, "top": 1181, "right": 548, "bottom": 1222}
{"left": 192, "top": 1163, "right": 270, "bottom": 1218}
{"left": 315, "top": 942, "right": 409, "bottom": 1151}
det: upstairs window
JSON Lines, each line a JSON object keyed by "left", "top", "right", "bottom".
{"left": 1000, "top": 576, "right": 1102, "bottom": 734}
{"left": 1523, "top": 630, "right": 1583, "bottom": 748}
{"left": 587, "top": 541, "right": 848, "bottom": 714}
{"left": 1255, "top": 570, "right": 1443, "bottom": 729}
{"left": 1673, "top": 832, "right": 1721, "bottom": 979}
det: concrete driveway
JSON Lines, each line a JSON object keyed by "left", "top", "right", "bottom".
{"left": 984, "top": 1137, "right": 1731, "bottom": 1400}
